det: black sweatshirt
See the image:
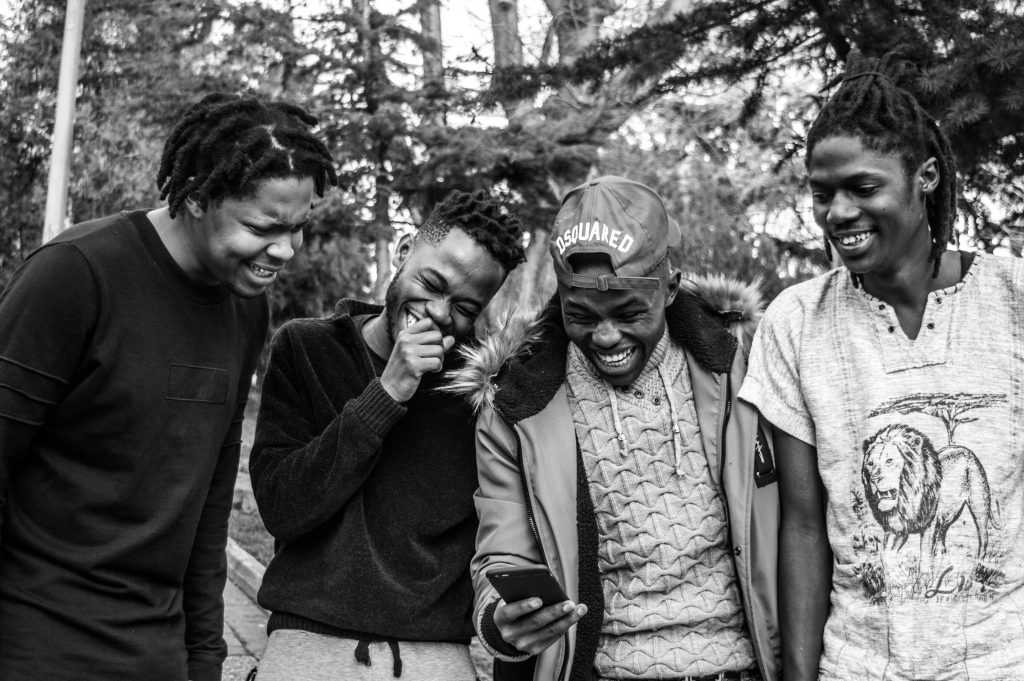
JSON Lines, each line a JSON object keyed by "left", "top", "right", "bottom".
{"left": 250, "top": 299, "right": 479, "bottom": 641}
{"left": 0, "top": 211, "right": 267, "bottom": 681}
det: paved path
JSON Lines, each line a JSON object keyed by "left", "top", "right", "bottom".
{"left": 222, "top": 540, "right": 268, "bottom": 681}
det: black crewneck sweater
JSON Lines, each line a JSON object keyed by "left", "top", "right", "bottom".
{"left": 250, "top": 299, "right": 478, "bottom": 641}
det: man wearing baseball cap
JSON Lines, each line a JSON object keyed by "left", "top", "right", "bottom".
{"left": 449, "top": 176, "right": 781, "bottom": 681}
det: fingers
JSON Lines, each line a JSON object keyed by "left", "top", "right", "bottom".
{"left": 494, "top": 599, "right": 588, "bottom": 655}
{"left": 397, "top": 318, "right": 453, "bottom": 372}
{"left": 399, "top": 317, "right": 444, "bottom": 339}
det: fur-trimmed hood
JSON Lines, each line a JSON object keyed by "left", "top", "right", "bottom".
{"left": 445, "top": 274, "right": 763, "bottom": 419}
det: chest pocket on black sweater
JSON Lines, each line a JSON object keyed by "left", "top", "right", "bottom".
{"left": 166, "top": 363, "right": 228, "bottom": 404}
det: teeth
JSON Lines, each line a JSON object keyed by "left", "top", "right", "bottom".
{"left": 596, "top": 348, "right": 635, "bottom": 367}
{"left": 839, "top": 233, "right": 870, "bottom": 246}
{"left": 248, "top": 263, "right": 275, "bottom": 277}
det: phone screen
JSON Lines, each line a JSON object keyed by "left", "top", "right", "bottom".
{"left": 486, "top": 566, "right": 569, "bottom": 607}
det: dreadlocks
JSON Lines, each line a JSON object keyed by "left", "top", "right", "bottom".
{"left": 157, "top": 93, "right": 338, "bottom": 218}
{"left": 416, "top": 190, "right": 527, "bottom": 274}
{"left": 807, "top": 51, "right": 958, "bottom": 282}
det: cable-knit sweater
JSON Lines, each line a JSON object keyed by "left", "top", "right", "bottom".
{"left": 565, "top": 333, "right": 756, "bottom": 679}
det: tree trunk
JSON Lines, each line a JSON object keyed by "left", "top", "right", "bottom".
{"left": 354, "top": 0, "right": 398, "bottom": 302}
{"left": 419, "top": 0, "right": 444, "bottom": 127}
{"left": 490, "top": 0, "right": 523, "bottom": 67}
{"left": 489, "top": 0, "right": 532, "bottom": 120}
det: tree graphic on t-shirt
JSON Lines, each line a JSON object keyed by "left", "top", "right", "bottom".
{"left": 870, "top": 392, "right": 1006, "bottom": 446}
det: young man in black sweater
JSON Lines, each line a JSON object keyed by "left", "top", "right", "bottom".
{"left": 250, "top": 190, "right": 526, "bottom": 680}
{"left": 0, "top": 94, "right": 336, "bottom": 681}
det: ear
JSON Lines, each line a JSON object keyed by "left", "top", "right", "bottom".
{"left": 916, "top": 157, "right": 940, "bottom": 197}
{"left": 391, "top": 233, "right": 414, "bottom": 269}
{"left": 183, "top": 194, "right": 206, "bottom": 219}
{"left": 663, "top": 267, "right": 682, "bottom": 307}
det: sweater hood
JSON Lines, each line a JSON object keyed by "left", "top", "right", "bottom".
{"left": 444, "top": 274, "right": 763, "bottom": 421}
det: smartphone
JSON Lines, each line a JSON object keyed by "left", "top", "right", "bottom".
{"left": 486, "top": 565, "right": 569, "bottom": 607}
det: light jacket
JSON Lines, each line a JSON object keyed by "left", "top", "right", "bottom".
{"left": 448, "top": 276, "right": 781, "bottom": 681}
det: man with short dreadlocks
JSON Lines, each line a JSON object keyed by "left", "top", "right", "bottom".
{"left": 0, "top": 93, "right": 336, "bottom": 681}
{"left": 248, "top": 189, "right": 525, "bottom": 680}
{"left": 740, "top": 52, "right": 1024, "bottom": 680}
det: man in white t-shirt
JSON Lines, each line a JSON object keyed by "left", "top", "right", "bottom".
{"left": 741, "top": 52, "right": 1024, "bottom": 681}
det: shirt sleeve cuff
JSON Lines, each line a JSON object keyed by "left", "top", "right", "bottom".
{"left": 187, "top": 657, "right": 223, "bottom": 681}
{"left": 349, "top": 377, "right": 407, "bottom": 435}
{"left": 738, "top": 375, "right": 815, "bottom": 446}
{"left": 477, "top": 598, "right": 531, "bottom": 661}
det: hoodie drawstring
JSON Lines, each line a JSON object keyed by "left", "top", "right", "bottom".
{"left": 605, "top": 364, "right": 684, "bottom": 474}
{"left": 657, "top": 361, "right": 685, "bottom": 476}
{"left": 354, "top": 638, "right": 402, "bottom": 677}
{"left": 607, "top": 384, "right": 628, "bottom": 454}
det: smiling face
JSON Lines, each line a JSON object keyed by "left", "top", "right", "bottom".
{"left": 187, "top": 175, "right": 315, "bottom": 298}
{"left": 383, "top": 227, "right": 506, "bottom": 347}
{"left": 809, "top": 135, "right": 938, "bottom": 282}
{"left": 559, "top": 257, "right": 679, "bottom": 386}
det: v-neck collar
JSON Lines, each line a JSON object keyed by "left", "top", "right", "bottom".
{"left": 851, "top": 253, "right": 979, "bottom": 373}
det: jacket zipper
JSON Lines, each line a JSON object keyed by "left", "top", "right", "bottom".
{"left": 511, "top": 427, "right": 571, "bottom": 681}
{"left": 719, "top": 371, "right": 732, "bottom": 484}
{"left": 513, "top": 429, "right": 543, "bottom": 550}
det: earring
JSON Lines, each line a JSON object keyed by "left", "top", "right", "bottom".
{"left": 823, "top": 235, "right": 833, "bottom": 263}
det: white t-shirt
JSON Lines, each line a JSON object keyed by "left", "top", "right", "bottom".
{"left": 740, "top": 253, "right": 1024, "bottom": 680}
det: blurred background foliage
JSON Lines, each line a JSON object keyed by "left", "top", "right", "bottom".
{"left": 2, "top": 0, "right": 1022, "bottom": 328}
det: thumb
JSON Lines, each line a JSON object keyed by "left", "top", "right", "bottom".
{"left": 442, "top": 335, "right": 455, "bottom": 353}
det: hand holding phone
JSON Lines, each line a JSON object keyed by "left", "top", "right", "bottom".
{"left": 486, "top": 565, "right": 587, "bottom": 655}
{"left": 487, "top": 565, "right": 569, "bottom": 606}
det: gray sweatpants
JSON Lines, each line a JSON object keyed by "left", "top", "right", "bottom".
{"left": 254, "top": 629, "right": 479, "bottom": 681}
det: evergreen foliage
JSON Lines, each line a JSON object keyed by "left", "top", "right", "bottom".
{"left": 3, "top": 0, "right": 1021, "bottom": 329}
{"left": 481, "top": 0, "right": 1024, "bottom": 249}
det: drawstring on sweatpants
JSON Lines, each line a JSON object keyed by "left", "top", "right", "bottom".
{"left": 353, "top": 638, "right": 403, "bottom": 677}
{"left": 387, "top": 640, "right": 403, "bottom": 677}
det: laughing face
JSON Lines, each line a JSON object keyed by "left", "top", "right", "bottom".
{"left": 808, "top": 135, "right": 937, "bottom": 282}
{"left": 559, "top": 258, "right": 679, "bottom": 387}
{"left": 383, "top": 228, "right": 506, "bottom": 348}
{"left": 188, "top": 175, "right": 314, "bottom": 298}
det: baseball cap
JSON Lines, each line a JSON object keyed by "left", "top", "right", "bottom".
{"left": 550, "top": 176, "right": 681, "bottom": 291}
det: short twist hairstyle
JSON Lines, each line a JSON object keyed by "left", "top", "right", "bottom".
{"left": 415, "top": 190, "right": 527, "bottom": 274}
{"left": 157, "top": 93, "right": 338, "bottom": 218}
{"left": 807, "top": 51, "right": 958, "bottom": 280}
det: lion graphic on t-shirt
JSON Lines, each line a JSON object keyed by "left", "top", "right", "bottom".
{"left": 861, "top": 423, "right": 994, "bottom": 560}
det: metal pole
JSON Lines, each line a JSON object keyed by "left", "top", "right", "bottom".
{"left": 42, "top": 0, "right": 87, "bottom": 243}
